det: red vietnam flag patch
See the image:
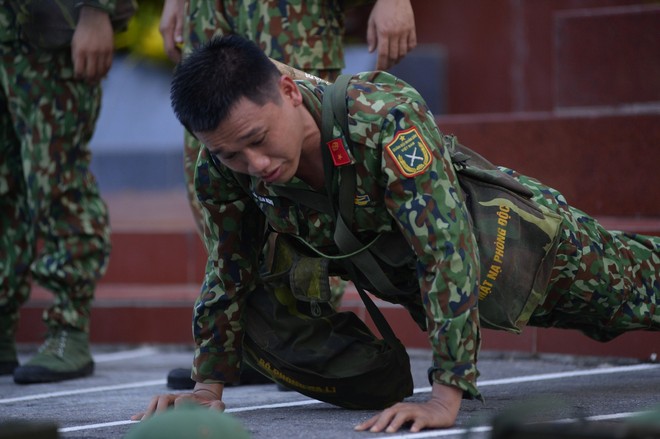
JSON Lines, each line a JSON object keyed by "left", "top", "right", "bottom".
{"left": 326, "top": 138, "right": 351, "bottom": 166}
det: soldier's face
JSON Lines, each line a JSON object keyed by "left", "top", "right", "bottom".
{"left": 196, "top": 76, "right": 310, "bottom": 184}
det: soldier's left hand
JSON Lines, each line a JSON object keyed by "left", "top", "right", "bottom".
{"left": 367, "top": 0, "right": 417, "bottom": 70}
{"left": 71, "top": 6, "right": 115, "bottom": 83}
{"left": 354, "top": 383, "right": 461, "bottom": 433}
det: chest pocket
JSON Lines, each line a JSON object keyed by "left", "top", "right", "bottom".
{"left": 253, "top": 194, "right": 302, "bottom": 236}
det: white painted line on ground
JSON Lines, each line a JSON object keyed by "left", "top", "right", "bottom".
{"left": 0, "top": 380, "right": 166, "bottom": 404}
{"left": 58, "top": 409, "right": 648, "bottom": 436}
{"left": 57, "top": 401, "right": 325, "bottom": 433}
{"left": 225, "top": 398, "right": 321, "bottom": 413}
{"left": 60, "top": 420, "right": 138, "bottom": 433}
{"left": 412, "top": 363, "right": 660, "bottom": 394}
{"left": 374, "top": 425, "right": 492, "bottom": 439}
{"left": 14, "top": 362, "right": 656, "bottom": 406}
{"left": 93, "top": 347, "right": 160, "bottom": 363}
{"left": 371, "top": 411, "right": 644, "bottom": 438}
{"left": 48, "top": 362, "right": 660, "bottom": 435}
{"left": 59, "top": 400, "right": 325, "bottom": 433}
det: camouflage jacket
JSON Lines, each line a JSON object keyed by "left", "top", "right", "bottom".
{"left": 0, "top": 0, "right": 130, "bottom": 45}
{"left": 184, "top": 0, "right": 345, "bottom": 71}
{"left": 193, "top": 72, "right": 482, "bottom": 399}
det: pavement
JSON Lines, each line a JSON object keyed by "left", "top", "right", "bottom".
{"left": 1, "top": 345, "right": 659, "bottom": 439}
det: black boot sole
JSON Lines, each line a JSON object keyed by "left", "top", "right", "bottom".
{"left": 0, "top": 360, "right": 19, "bottom": 376}
{"left": 166, "top": 367, "right": 196, "bottom": 390}
{"left": 13, "top": 361, "right": 94, "bottom": 384}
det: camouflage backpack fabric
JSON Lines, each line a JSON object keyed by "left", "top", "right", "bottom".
{"left": 446, "top": 136, "right": 563, "bottom": 331}
{"left": 321, "top": 74, "right": 564, "bottom": 333}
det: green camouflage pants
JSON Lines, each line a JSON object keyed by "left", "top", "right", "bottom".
{"left": 0, "top": 41, "right": 111, "bottom": 336}
{"left": 507, "top": 169, "right": 660, "bottom": 340}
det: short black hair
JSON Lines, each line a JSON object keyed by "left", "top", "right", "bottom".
{"left": 170, "top": 34, "right": 281, "bottom": 134}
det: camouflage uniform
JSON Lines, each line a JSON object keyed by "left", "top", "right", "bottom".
{"left": 191, "top": 72, "right": 660, "bottom": 399}
{"left": 0, "top": 2, "right": 112, "bottom": 338}
{"left": 181, "top": 0, "right": 345, "bottom": 235}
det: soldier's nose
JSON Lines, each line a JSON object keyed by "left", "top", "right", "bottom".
{"left": 245, "top": 150, "right": 269, "bottom": 175}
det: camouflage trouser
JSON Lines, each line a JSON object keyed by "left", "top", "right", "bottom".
{"left": 508, "top": 170, "right": 660, "bottom": 340}
{"left": 0, "top": 41, "right": 111, "bottom": 336}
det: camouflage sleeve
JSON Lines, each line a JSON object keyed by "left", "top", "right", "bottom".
{"left": 350, "top": 73, "right": 482, "bottom": 398}
{"left": 191, "top": 149, "right": 264, "bottom": 384}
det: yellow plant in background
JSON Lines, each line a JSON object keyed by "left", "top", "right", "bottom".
{"left": 114, "top": 0, "right": 173, "bottom": 65}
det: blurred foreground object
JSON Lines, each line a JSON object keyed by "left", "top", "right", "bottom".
{"left": 489, "top": 402, "right": 660, "bottom": 439}
{"left": 0, "top": 420, "right": 59, "bottom": 439}
{"left": 124, "top": 404, "right": 251, "bottom": 439}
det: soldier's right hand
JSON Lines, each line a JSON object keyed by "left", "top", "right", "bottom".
{"left": 131, "top": 383, "right": 225, "bottom": 421}
{"left": 159, "top": 0, "right": 185, "bottom": 63}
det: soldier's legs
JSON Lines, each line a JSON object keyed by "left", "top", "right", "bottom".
{"left": 530, "top": 206, "right": 659, "bottom": 340}
{"left": 500, "top": 168, "right": 659, "bottom": 340}
{"left": 0, "top": 63, "right": 34, "bottom": 374}
{"left": 3, "top": 46, "right": 110, "bottom": 382}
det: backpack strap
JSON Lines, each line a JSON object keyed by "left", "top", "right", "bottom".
{"left": 320, "top": 75, "right": 413, "bottom": 346}
{"left": 322, "top": 75, "right": 416, "bottom": 297}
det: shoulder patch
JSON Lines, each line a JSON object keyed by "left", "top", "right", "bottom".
{"left": 326, "top": 138, "right": 352, "bottom": 166}
{"left": 384, "top": 127, "right": 432, "bottom": 177}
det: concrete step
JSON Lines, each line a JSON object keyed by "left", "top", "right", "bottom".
{"left": 105, "top": 225, "right": 660, "bottom": 285}
{"left": 437, "top": 111, "right": 660, "bottom": 217}
{"left": 17, "top": 283, "right": 659, "bottom": 360}
{"left": 98, "top": 190, "right": 660, "bottom": 286}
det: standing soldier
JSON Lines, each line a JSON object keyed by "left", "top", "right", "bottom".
{"left": 0, "top": 0, "right": 134, "bottom": 383}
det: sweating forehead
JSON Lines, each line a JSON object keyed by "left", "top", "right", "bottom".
{"left": 198, "top": 97, "right": 273, "bottom": 149}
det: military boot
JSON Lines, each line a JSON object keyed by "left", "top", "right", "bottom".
{"left": 13, "top": 327, "right": 94, "bottom": 384}
{"left": 0, "top": 334, "right": 19, "bottom": 376}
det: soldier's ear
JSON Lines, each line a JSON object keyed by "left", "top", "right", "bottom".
{"left": 278, "top": 75, "right": 303, "bottom": 106}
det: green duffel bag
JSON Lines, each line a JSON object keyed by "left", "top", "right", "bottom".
{"left": 447, "top": 135, "right": 563, "bottom": 333}
{"left": 242, "top": 285, "right": 413, "bottom": 410}
{"left": 242, "top": 237, "right": 414, "bottom": 410}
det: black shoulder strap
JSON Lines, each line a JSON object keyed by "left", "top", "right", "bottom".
{"left": 321, "top": 75, "right": 413, "bottom": 298}
{"left": 321, "top": 75, "right": 407, "bottom": 345}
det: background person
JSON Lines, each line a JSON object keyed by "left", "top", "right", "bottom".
{"left": 0, "top": 0, "right": 134, "bottom": 384}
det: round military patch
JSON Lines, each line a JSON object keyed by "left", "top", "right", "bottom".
{"left": 384, "top": 127, "right": 433, "bottom": 177}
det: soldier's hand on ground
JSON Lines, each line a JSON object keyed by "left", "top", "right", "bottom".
{"left": 159, "top": 0, "right": 185, "bottom": 63}
{"left": 354, "top": 383, "right": 461, "bottom": 433}
{"left": 71, "top": 6, "right": 114, "bottom": 83}
{"left": 131, "top": 384, "right": 226, "bottom": 421}
{"left": 367, "top": 0, "right": 417, "bottom": 70}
